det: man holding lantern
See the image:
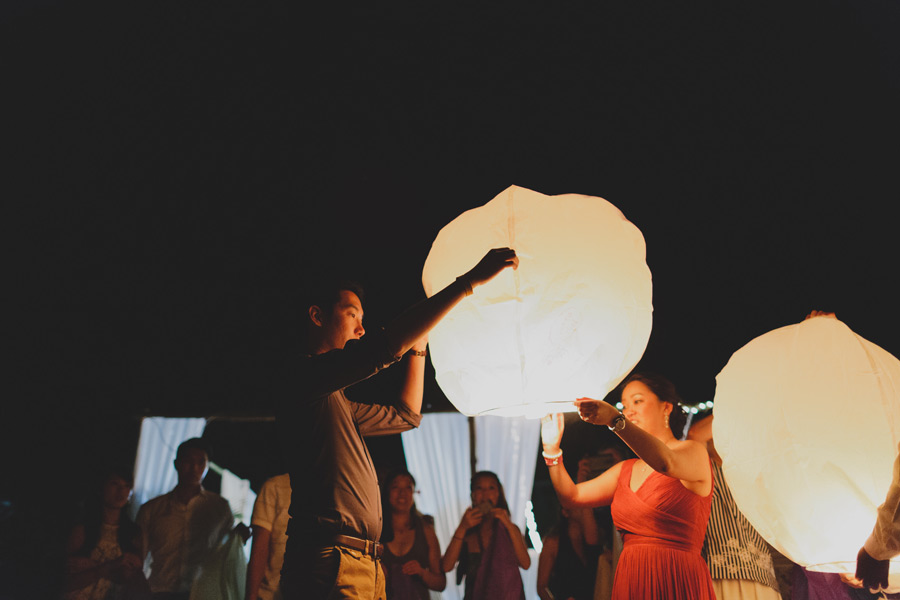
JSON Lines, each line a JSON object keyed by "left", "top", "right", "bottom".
{"left": 852, "top": 443, "right": 900, "bottom": 594}
{"left": 276, "top": 248, "right": 518, "bottom": 600}
{"left": 797, "top": 312, "right": 899, "bottom": 594}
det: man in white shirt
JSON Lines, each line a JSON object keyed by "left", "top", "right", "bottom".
{"left": 245, "top": 473, "right": 291, "bottom": 600}
{"left": 137, "top": 438, "right": 234, "bottom": 600}
{"left": 853, "top": 442, "right": 900, "bottom": 593}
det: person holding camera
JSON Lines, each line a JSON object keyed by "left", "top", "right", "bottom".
{"left": 441, "top": 471, "right": 531, "bottom": 600}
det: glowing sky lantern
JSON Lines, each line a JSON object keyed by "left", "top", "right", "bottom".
{"left": 714, "top": 315, "right": 900, "bottom": 590}
{"left": 421, "top": 185, "right": 653, "bottom": 418}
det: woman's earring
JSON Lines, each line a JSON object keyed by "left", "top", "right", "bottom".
{"left": 664, "top": 413, "right": 670, "bottom": 428}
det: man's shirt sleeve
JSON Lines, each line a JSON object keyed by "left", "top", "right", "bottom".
{"left": 288, "top": 328, "right": 400, "bottom": 407}
{"left": 250, "top": 478, "right": 276, "bottom": 532}
{"left": 352, "top": 400, "right": 422, "bottom": 436}
{"left": 864, "top": 442, "right": 900, "bottom": 560}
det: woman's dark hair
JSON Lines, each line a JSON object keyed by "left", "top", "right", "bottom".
{"left": 470, "top": 470, "right": 510, "bottom": 513}
{"left": 76, "top": 465, "right": 141, "bottom": 557}
{"left": 380, "top": 469, "right": 427, "bottom": 543}
{"left": 619, "top": 371, "right": 687, "bottom": 436}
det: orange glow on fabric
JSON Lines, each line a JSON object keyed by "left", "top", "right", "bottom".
{"left": 714, "top": 315, "right": 900, "bottom": 590}
{"left": 422, "top": 185, "right": 653, "bottom": 418}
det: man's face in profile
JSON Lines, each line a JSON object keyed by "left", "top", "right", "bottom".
{"left": 320, "top": 290, "right": 366, "bottom": 351}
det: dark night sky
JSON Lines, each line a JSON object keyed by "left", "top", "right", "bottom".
{"left": 3, "top": 1, "right": 900, "bottom": 590}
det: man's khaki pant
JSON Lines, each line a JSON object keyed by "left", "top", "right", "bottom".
{"left": 281, "top": 545, "right": 385, "bottom": 600}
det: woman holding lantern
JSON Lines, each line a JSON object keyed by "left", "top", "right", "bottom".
{"left": 541, "top": 372, "right": 716, "bottom": 600}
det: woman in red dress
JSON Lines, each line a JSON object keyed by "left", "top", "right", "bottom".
{"left": 541, "top": 372, "right": 716, "bottom": 600}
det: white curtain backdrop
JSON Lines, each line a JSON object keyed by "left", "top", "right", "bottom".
{"left": 474, "top": 415, "right": 541, "bottom": 600}
{"left": 473, "top": 416, "right": 541, "bottom": 532}
{"left": 220, "top": 467, "right": 256, "bottom": 526}
{"left": 130, "top": 417, "right": 207, "bottom": 519}
{"left": 402, "top": 413, "right": 541, "bottom": 600}
{"left": 402, "top": 413, "right": 472, "bottom": 600}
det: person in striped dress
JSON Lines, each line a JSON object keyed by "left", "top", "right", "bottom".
{"left": 688, "top": 414, "right": 782, "bottom": 600}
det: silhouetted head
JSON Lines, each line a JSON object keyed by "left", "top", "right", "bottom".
{"left": 174, "top": 437, "right": 211, "bottom": 487}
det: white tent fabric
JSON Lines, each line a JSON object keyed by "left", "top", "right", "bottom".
{"left": 220, "top": 467, "right": 256, "bottom": 526}
{"left": 474, "top": 415, "right": 541, "bottom": 599}
{"left": 402, "top": 413, "right": 541, "bottom": 600}
{"left": 402, "top": 413, "right": 472, "bottom": 600}
{"left": 474, "top": 415, "right": 541, "bottom": 532}
{"left": 130, "top": 417, "right": 207, "bottom": 519}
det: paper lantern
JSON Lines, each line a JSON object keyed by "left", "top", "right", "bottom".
{"left": 714, "top": 315, "right": 900, "bottom": 589}
{"left": 421, "top": 185, "right": 652, "bottom": 418}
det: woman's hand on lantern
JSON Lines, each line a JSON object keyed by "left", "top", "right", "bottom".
{"left": 575, "top": 398, "right": 620, "bottom": 426}
{"left": 541, "top": 413, "right": 565, "bottom": 453}
{"left": 462, "top": 247, "right": 518, "bottom": 289}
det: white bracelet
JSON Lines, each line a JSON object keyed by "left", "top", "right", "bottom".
{"left": 542, "top": 449, "right": 563, "bottom": 467}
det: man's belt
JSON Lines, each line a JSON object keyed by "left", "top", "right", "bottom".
{"left": 333, "top": 534, "right": 383, "bottom": 558}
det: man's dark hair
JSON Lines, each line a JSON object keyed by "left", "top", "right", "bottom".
{"left": 302, "top": 277, "right": 365, "bottom": 316}
{"left": 299, "top": 277, "right": 366, "bottom": 352}
{"left": 175, "top": 437, "right": 212, "bottom": 462}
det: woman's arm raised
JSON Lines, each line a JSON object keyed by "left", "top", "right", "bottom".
{"left": 541, "top": 413, "right": 623, "bottom": 508}
{"left": 575, "top": 399, "right": 711, "bottom": 495}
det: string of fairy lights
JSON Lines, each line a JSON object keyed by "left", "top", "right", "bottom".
{"left": 614, "top": 400, "right": 714, "bottom": 415}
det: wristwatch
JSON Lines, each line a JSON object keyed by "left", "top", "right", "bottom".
{"left": 608, "top": 413, "right": 626, "bottom": 433}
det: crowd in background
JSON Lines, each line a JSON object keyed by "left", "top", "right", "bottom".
{"left": 63, "top": 390, "right": 893, "bottom": 600}
{"left": 59, "top": 404, "right": 899, "bottom": 600}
